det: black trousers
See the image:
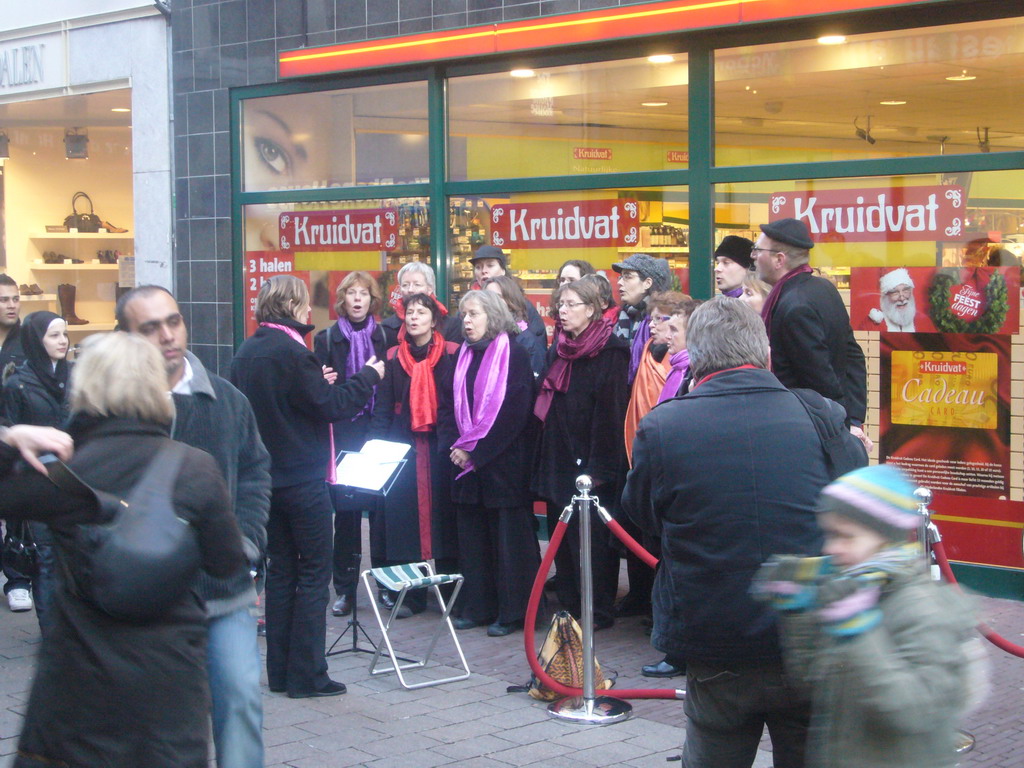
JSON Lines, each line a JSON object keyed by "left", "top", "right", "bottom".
{"left": 545, "top": 500, "right": 618, "bottom": 625}
{"left": 265, "top": 480, "right": 333, "bottom": 695}
{"left": 329, "top": 485, "right": 363, "bottom": 599}
{"left": 455, "top": 504, "right": 540, "bottom": 624}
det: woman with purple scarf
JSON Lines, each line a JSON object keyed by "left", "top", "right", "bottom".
{"left": 314, "top": 272, "right": 387, "bottom": 617}
{"left": 531, "top": 275, "right": 629, "bottom": 631}
{"left": 437, "top": 290, "right": 539, "bottom": 637}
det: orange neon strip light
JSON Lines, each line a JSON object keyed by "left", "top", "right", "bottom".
{"left": 278, "top": 0, "right": 929, "bottom": 77}
{"left": 281, "top": 0, "right": 758, "bottom": 66}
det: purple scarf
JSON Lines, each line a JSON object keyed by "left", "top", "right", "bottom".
{"left": 628, "top": 315, "right": 651, "bottom": 385}
{"left": 336, "top": 315, "right": 377, "bottom": 419}
{"left": 451, "top": 333, "right": 510, "bottom": 479}
{"left": 722, "top": 285, "right": 743, "bottom": 298}
{"left": 761, "top": 264, "right": 813, "bottom": 338}
{"left": 534, "top": 317, "right": 614, "bottom": 422}
{"left": 658, "top": 348, "right": 690, "bottom": 403}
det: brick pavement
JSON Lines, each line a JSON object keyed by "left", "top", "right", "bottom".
{"left": 1, "top": 553, "right": 1022, "bottom": 767}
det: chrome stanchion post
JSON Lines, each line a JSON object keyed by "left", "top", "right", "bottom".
{"left": 915, "top": 486, "right": 975, "bottom": 755}
{"left": 548, "top": 475, "right": 632, "bottom": 725}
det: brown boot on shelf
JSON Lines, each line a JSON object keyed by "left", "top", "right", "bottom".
{"left": 57, "top": 284, "right": 89, "bottom": 325}
{"left": 101, "top": 221, "right": 128, "bottom": 234}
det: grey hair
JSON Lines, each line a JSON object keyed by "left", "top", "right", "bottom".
{"left": 459, "top": 289, "right": 519, "bottom": 339}
{"left": 686, "top": 295, "right": 769, "bottom": 381}
{"left": 397, "top": 261, "right": 436, "bottom": 293}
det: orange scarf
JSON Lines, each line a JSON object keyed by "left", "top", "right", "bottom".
{"left": 624, "top": 338, "right": 671, "bottom": 467}
{"left": 397, "top": 328, "right": 445, "bottom": 432}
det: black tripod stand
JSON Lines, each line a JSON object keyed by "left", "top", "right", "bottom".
{"left": 326, "top": 592, "right": 377, "bottom": 657}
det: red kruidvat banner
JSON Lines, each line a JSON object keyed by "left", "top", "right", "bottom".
{"left": 489, "top": 199, "right": 640, "bottom": 249}
{"left": 279, "top": 209, "right": 399, "bottom": 253}
{"left": 769, "top": 185, "right": 965, "bottom": 243}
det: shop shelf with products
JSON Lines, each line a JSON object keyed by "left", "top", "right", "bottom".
{"left": 27, "top": 234, "right": 132, "bottom": 329}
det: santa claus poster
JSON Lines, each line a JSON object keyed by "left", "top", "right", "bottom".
{"left": 850, "top": 266, "right": 1019, "bottom": 335}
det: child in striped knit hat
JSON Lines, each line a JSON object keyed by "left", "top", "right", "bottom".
{"left": 754, "top": 464, "right": 980, "bottom": 768}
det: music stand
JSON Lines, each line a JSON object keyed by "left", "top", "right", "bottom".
{"left": 327, "top": 446, "right": 408, "bottom": 658}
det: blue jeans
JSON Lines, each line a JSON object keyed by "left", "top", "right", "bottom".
{"left": 207, "top": 607, "right": 265, "bottom": 768}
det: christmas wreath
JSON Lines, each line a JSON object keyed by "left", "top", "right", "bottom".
{"left": 928, "top": 270, "right": 1008, "bottom": 334}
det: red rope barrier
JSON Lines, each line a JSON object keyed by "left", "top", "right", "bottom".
{"left": 524, "top": 517, "right": 682, "bottom": 700}
{"left": 931, "top": 539, "right": 1024, "bottom": 660}
{"left": 604, "top": 517, "right": 659, "bottom": 570}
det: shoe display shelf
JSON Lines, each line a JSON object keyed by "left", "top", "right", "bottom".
{"left": 27, "top": 232, "right": 132, "bottom": 333}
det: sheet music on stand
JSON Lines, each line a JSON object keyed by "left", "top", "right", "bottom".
{"left": 334, "top": 439, "right": 410, "bottom": 496}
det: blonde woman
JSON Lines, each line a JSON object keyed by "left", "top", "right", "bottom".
{"left": 2, "top": 332, "right": 248, "bottom": 768}
{"left": 230, "top": 275, "right": 384, "bottom": 699}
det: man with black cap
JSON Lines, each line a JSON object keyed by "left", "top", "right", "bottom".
{"left": 754, "top": 218, "right": 870, "bottom": 450}
{"left": 714, "top": 235, "right": 755, "bottom": 297}
{"left": 468, "top": 244, "right": 546, "bottom": 343}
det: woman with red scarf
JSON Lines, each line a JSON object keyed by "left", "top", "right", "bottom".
{"left": 531, "top": 275, "right": 630, "bottom": 630}
{"left": 369, "top": 293, "right": 460, "bottom": 616}
{"left": 437, "top": 290, "right": 538, "bottom": 636}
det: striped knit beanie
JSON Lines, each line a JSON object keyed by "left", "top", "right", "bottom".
{"left": 816, "top": 464, "right": 921, "bottom": 541}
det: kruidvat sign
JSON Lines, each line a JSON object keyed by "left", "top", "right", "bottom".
{"left": 490, "top": 199, "right": 640, "bottom": 249}
{"left": 573, "top": 147, "right": 612, "bottom": 160}
{"left": 769, "top": 185, "right": 965, "bottom": 242}
{"left": 279, "top": 209, "right": 399, "bottom": 252}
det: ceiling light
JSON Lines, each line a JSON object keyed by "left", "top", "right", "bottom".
{"left": 510, "top": 68, "right": 535, "bottom": 78}
{"left": 879, "top": 100, "right": 906, "bottom": 106}
{"left": 642, "top": 101, "right": 668, "bottom": 107}
{"left": 946, "top": 70, "right": 976, "bottom": 81}
{"left": 647, "top": 54, "right": 674, "bottom": 64}
{"left": 817, "top": 35, "right": 847, "bottom": 45}
{"left": 111, "top": 107, "right": 131, "bottom": 113}
{"left": 64, "top": 128, "right": 89, "bottom": 159}
{"left": 854, "top": 116, "right": 876, "bottom": 145}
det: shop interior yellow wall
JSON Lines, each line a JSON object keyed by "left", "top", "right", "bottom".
{"left": 3, "top": 126, "right": 134, "bottom": 327}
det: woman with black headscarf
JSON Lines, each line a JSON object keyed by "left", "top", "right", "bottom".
{"left": 2, "top": 311, "right": 70, "bottom": 635}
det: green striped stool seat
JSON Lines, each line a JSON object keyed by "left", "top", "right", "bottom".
{"left": 361, "top": 561, "right": 471, "bottom": 690}
{"left": 370, "top": 564, "right": 462, "bottom": 593}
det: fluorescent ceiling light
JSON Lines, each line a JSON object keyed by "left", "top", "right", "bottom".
{"left": 817, "top": 35, "right": 846, "bottom": 45}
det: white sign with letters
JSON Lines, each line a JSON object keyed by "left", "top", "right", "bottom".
{"left": 0, "top": 34, "right": 64, "bottom": 97}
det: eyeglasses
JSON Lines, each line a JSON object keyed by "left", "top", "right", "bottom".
{"left": 649, "top": 314, "right": 672, "bottom": 325}
{"left": 884, "top": 286, "right": 913, "bottom": 299}
{"left": 556, "top": 301, "right": 586, "bottom": 310}
{"left": 750, "top": 247, "right": 777, "bottom": 256}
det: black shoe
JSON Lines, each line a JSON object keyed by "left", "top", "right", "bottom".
{"left": 452, "top": 617, "right": 483, "bottom": 630}
{"left": 378, "top": 588, "right": 397, "bottom": 609}
{"left": 487, "top": 619, "right": 523, "bottom": 637}
{"left": 615, "top": 593, "right": 652, "bottom": 618}
{"left": 288, "top": 680, "right": 347, "bottom": 698}
{"left": 268, "top": 682, "right": 286, "bottom": 693}
{"left": 642, "top": 659, "right": 685, "bottom": 678}
{"left": 332, "top": 594, "right": 354, "bottom": 617}
{"left": 395, "top": 602, "right": 425, "bottom": 620}
{"left": 594, "top": 616, "right": 615, "bottom": 631}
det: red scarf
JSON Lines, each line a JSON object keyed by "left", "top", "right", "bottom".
{"left": 397, "top": 328, "right": 445, "bottom": 432}
{"left": 534, "top": 317, "right": 614, "bottom": 421}
{"left": 760, "top": 264, "right": 813, "bottom": 337}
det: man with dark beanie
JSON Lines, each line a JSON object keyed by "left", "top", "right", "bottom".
{"left": 754, "top": 218, "right": 870, "bottom": 451}
{"left": 714, "top": 235, "right": 755, "bottom": 297}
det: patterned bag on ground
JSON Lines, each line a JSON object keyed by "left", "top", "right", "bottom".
{"left": 528, "top": 610, "right": 614, "bottom": 701}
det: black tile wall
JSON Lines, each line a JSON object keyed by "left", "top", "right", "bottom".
{"left": 172, "top": 0, "right": 649, "bottom": 370}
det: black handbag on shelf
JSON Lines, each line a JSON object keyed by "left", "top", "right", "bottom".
{"left": 2, "top": 521, "right": 38, "bottom": 577}
{"left": 62, "top": 191, "right": 103, "bottom": 233}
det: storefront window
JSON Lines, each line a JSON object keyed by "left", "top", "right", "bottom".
{"left": 242, "top": 197, "right": 431, "bottom": 336}
{"left": 448, "top": 54, "right": 688, "bottom": 181}
{"left": 448, "top": 187, "right": 690, "bottom": 334}
{"left": 715, "top": 17, "right": 1024, "bottom": 165}
{"left": 240, "top": 82, "right": 429, "bottom": 192}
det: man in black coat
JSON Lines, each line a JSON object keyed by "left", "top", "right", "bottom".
{"left": 754, "top": 218, "right": 871, "bottom": 452}
{"left": 118, "top": 286, "right": 272, "bottom": 768}
{"left": 623, "top": 297, "right": 863, "bottom": 768}
{"left": 0, "top": 273, "right": 33, "bottom": 613}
